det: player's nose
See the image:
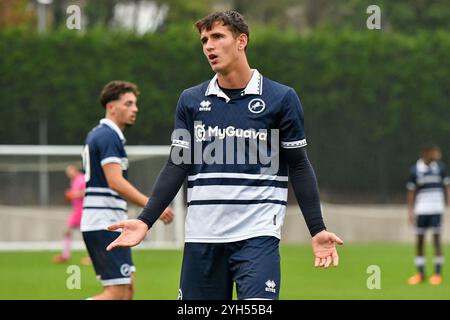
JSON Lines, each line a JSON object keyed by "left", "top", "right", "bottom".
{"left": 204, "top": 40, "right": 214, "bottom": 51}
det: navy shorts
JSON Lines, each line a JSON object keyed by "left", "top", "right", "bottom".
{"left": 179, "top": 236, "right": 280, "bottom": 300}
{"left": 416, "top": 214, "right": 442, "bottom": 235}
{"left": 82, "top": 230, "right": 135, "bottom": 286}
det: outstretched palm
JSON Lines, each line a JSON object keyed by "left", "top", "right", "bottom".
{"left": 106, "top": 219, "right": 149, "bottom": 251}
{"left": 311, "top": 230, "right": 344, "bottom": 268}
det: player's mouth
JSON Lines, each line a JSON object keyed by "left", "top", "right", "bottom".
{"left": 208, "top": 54, "right": 219, "bottom": 64}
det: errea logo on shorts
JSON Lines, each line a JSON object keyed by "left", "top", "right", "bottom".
{"left": 265, "top": 280, "right": 276, "bottom": 293}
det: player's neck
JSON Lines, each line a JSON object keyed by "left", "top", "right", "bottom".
{"left": 105, "top": 116, "right": 125, "bottom": 131}
{"left": 216, "top": 64, "right": 252, "bottom": 89}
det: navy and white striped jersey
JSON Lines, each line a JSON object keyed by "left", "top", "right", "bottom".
{"left": 81, "top": 118, "right": 129, "bottom": 232}
{"left": 172, "top": 70, "right": 307, "bottom": 242}
{"left": 406, "top": 159, "right": 449, "bottom": 215}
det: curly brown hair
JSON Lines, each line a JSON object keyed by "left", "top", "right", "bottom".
{"left": 99, "top": 80, "right": 140, "bottom": 108}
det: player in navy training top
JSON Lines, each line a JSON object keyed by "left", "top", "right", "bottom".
{"left": 81, "top": 80, "right": 174, "bottom": 300}
{"left": 407, "top": 144, "right": 450, "bottom": 285}
{"left": 106, "top": 12, "right": 343, "bottom": 300}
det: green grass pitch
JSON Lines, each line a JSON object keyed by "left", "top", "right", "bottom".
{"left": 1, "top": 244, "right": 449, "bottom": 299}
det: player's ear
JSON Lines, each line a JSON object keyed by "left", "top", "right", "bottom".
{"left": 105, "top": 102, "right": 116, "bottom": 115}
{"left": 237, "top": 34, "right": 247, "bottom": 51}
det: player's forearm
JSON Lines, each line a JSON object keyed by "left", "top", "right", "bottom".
{"left": 447, "top": 186, "right": 450, "bottom": 206}
{"left": 73, "top": 190, "right": 85, "bottom": 199}
{"left": 109, "top": 178, "right": 148, "bottom": 207}
{"left": 284, "top": 147, "right": 326, "bottom": 237}
{"left": 138, "top": 159, "right": 188, "bottom": 229}
{"left": 406, "top": 191, "right": 416, "bottom": 211}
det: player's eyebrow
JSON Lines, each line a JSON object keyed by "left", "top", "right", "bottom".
{"left": 200, "top": 31, "right": 225, "bottom": 44}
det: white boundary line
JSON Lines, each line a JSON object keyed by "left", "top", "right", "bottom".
{"left": 0, "top": 241, "right": 181, "bottom": 251}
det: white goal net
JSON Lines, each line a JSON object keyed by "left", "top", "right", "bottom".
{"left": 0, "top": 145, "right": 185, "bottom": 250}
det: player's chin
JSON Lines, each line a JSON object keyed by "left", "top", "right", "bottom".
{"left": 126, "top": 118, "right": 136, "bottom": 126}
{"left": 210, "top": 63, "right": 223, "bottom": 73}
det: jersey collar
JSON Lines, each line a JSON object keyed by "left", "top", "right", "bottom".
{"left": 417, "top": 159, "right": 438, "bottom": 173}
{"left": 205, "top": 69, "right": 263, "bottom": 103}
{"left": 100, "top": 118, "right": 126, "bottom": 144}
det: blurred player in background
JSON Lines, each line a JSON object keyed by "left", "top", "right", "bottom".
{"left": 53, "top": 164, "right": 90, "bottom": 265}
{"left": 81, "top": 80, "right": 174, "bottom": 300}
{"left": 106, "top": 12, "right": 343, "bottom": 300}
{"left": 407, "top": 144, "right": 450, "bottom": 285}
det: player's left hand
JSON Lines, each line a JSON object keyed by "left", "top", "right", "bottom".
{"left": 106, "top": 219, "right": 149, "bottom": 251}
{"left": 65, "top": 190, "right": 75, "bottom": 202}
{"left": 311, "top": 230, "right": 344, "bottom": 268}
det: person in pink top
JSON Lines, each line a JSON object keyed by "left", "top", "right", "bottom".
{"left": 53, "top": 164, "right": 90, "bottom": 264}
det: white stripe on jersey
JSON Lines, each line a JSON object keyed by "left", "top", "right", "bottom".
{"left": 172, "top": 139, "right": 190, "bottom": 149}
{"left": 281, "top": 139, "right": 307, "bottom": 149}
{"left": 415, "top": 189, "right": 445, "bottom": 215}
{"left": 185, "top": 202, "right": 286, "bottom": 243}
{"left": 83, "top": 195, "right": 127, "bottom": 211}
{"left": 188, "top": 172, "right": 288, "bottom": 182}
{"left": 85, "top": 187, "right": 119, "bottom": 196}
{"left": 101, "top": 157, "right": 122, "bottom": 166}
{"left": 80, "top": 209, "right": 128, "bottom": 232}
{"left": 187, "top": 185, "right": 287, "bottom": 202}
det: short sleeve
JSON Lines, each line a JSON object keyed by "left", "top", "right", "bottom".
{"left": 279, "top": 88, "right": 307, "bottom": 149}
{"left": 441, "top": 163, "right": 450, "bottom": 186}
{"left": 98, "top": 134, "right": 123, "bottom": 166}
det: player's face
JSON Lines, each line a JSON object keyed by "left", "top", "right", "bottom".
{"left": 200, "top": 22, "right": 243, "bottom": 74}
{"left": 65, "top": 165, "right": 77, "bottom": 179}
{"left": 423, "top": 148, "right": 442, "bottom": 163}
{"left": 109, "top": 92, "right": 138, "bottom": 129}
{"left": 430, "top": 148, "right": 442, "bottom": 161}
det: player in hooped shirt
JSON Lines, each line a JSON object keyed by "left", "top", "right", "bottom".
{"left": 81, "top": 81, "right": 174, "bottom": 300}
{"left": 407, "top": 144, "right": 450, "bottom": 285}
{"left": 107, "top": 12, "right": 343, "bottom": 300}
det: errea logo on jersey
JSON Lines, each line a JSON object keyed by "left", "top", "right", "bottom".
{"left": 199, "top": 100, "right": 212, "bottom": 111}
{"left": 265, "top": 280, "right": 276, "bottom": 293}
{"left": 417, "top": 175, "right": 442, "bottom": 185}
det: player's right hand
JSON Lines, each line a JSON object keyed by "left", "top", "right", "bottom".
{"left": 106, "top": 219, "right": 148, "bottom": 251}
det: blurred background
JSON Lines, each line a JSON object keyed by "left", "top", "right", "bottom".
{"left": 1, "top": 0, "right": 450, "bottom": 250}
